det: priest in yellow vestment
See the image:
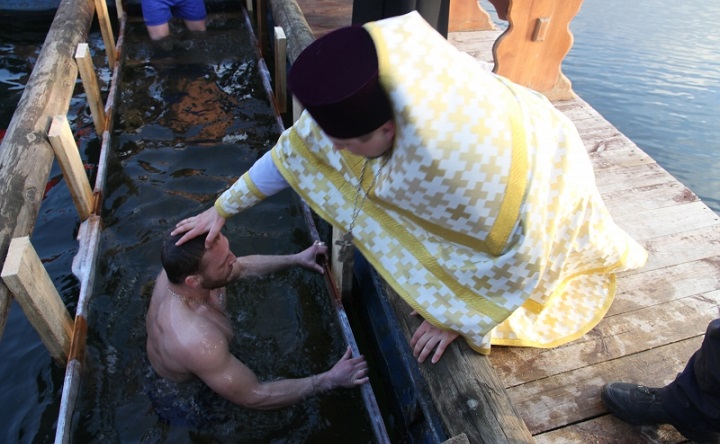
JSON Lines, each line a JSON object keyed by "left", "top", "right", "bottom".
{"left": 173, "top": 12, "right": 647, "bottom": 363}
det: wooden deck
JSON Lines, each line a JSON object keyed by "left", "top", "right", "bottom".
{"left": 289, "top": 1, "right": 720, "bottom": 442}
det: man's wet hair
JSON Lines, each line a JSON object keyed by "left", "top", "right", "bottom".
{"left": 161, "top": 232, "right": 209, "bottom": 284}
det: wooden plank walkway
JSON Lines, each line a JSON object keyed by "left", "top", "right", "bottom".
{"left": 289, "top": 1, "right": 720, "bottom": 442}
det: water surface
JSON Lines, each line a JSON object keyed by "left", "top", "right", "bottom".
{"left": 563, "top": 0, "right": 719, "bottom": 212}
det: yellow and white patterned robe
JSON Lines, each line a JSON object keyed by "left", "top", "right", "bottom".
{"left": 216, "top": 12, "right": 647, "bottom": 354}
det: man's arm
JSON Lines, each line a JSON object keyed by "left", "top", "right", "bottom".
{"left": 231, "top": 242, "right": 327, "bottom": 279}
{"left": 189, "top": 335, "right": 368, "bottom": 410}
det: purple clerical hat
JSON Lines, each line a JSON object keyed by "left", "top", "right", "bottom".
{"left": 288, "top": 26, "right": 393, "bottom": 139}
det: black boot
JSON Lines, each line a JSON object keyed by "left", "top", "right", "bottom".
{"left": 602, "top": 382, "right": 720, "bottom": 444}
{"left": 601, "top": 382, "right": 672, "bottom": 425}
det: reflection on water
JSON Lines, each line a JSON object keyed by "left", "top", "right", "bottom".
{"left": 0, "top": 17, "right": 49, "bottom": 124}
{"left": 479, "top": 0, "right": 720, "bottom": 213}
{"left": 563, "top": 0, "right": 720, "bottom": 213}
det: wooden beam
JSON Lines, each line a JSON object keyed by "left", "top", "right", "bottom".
{"left": 1, "top": 237, "right": 73, "bottom": 365}
{"left": 274, "top": 26, "right": 287, "bottom": 112}
{"left": 280, "top": 3, "right": 355, "bottom": 303}
{"left": 94, "top": 0, "right": 116, "bottom": 68}
{"left": 442, "top": 434, "right": 470, "bottom": 444}
{"left": 383, "top": 281, "right": 535, "bottom": 443}
{"left": 292, "top": 96, "right": 303, "bottom": 122}
{"left": 47, "top": 115, "right": 94, "bottom": 220}
{"left": 115, "top": 0, "right": 123, "bottom": 19}
{"left": 75, "top": 43, "right": 107, "bottom": 136}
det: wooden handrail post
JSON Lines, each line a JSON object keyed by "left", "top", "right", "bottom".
{"left": 47, "top": 115, "right": 94, "bottom": 220}
{"left": 274, "top": 26, "right": 287, "bottom": 112}
{"left": 449, "top": 0, "right": 495, "bottom": 32}
{"left": 331, "top": 229, "right": 354, "bottom": 300}
{"left": 290, "top": 95, "right": 353, "bottom": 299}
{"left": 94, "top": 0, "right": 116, "bottom": 68}
{"left": 292, "top": 96, "right": 303, "bottom": 122}
{"left": 75, "top": 43, "right": 107, "bottom": 136}
{"left": 492, "top": 0, "right": 583, "bottom": 101}
{"left": 1, "top": 237, "right": 73, "bottom": 365}
{"left": 115, "top": 0, "right": 124, "bottom": 19}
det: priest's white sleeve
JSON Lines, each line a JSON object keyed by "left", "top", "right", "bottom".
{"left": 214, "top": 151, "right": 289, "bottom": 218}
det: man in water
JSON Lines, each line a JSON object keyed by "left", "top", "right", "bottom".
{"left": 141, "top": 0, "right": 207, "bottom": 41}
{"left": 146, "top": 231, "right": 369, "bottom": 411}
{"left": 172, "top": 12, "right": 647, "bottom": 364}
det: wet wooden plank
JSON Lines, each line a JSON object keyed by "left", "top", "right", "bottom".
{"left": 612, "top": 257, "right": 720, "bottom": 315}
{"left": 594, "top": 163, "right": 673, "bottom": 194}
{"left": 601, "top": 179, "right": 698, "bottom": 216}
{"left": 640, "top": 224, "right": 720, "bottom": 271}
{"left": 506, "top": 338, "right": 702, "bottom": 434}
{"left": 534, "top": 415, "right": 684, "bottom": 444}
{"left": 612, "top": 201, "right": 719, "bottom": 240}
{"left": 294, "top": 0, "right": 350, "bottom": 37}
{"left": 382, "top": 281, "right": 535, "bottom": 444}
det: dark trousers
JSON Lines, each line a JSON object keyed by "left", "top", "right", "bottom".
{"left": 663, "top": 318, "right": 720, "bottom": 431}
{"left": 351, "top": 0, "right": 450, "bottom": 38}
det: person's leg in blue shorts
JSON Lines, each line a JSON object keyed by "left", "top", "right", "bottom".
{"left": 174, "top": 0, "right": 207, "bottom": 33}
{"left": 141, "top": 0, "right": 207, "bottom": 41}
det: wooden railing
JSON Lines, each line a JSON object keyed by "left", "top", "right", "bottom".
{"left": 451, "top": 0, "right": 582, "bottom": 101}
{"left": 0, "top": 0, "right": 120, "bottom": 362}
{"left": 0, "top": 1, "right": 124, "bottom": 442}
{"left": 0, "top": 0, "right": 92, "bottom": 345}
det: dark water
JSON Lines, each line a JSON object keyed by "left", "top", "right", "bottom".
{"left": 2, "top": 2, "right": 719, "bottom": 443}
{"left": 0, "top": 14, "right": 373, "bottom": 444}
{"left": 75, "top": 17, "right": 373, "bottom": 443}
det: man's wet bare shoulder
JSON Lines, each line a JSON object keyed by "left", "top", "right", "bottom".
{"left": 146, "top": 271, "right": 233, "bottom": 382}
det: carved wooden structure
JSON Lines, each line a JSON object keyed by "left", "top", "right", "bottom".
{"left": 492, "top": 0, "right": 582, "bottom": 100}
